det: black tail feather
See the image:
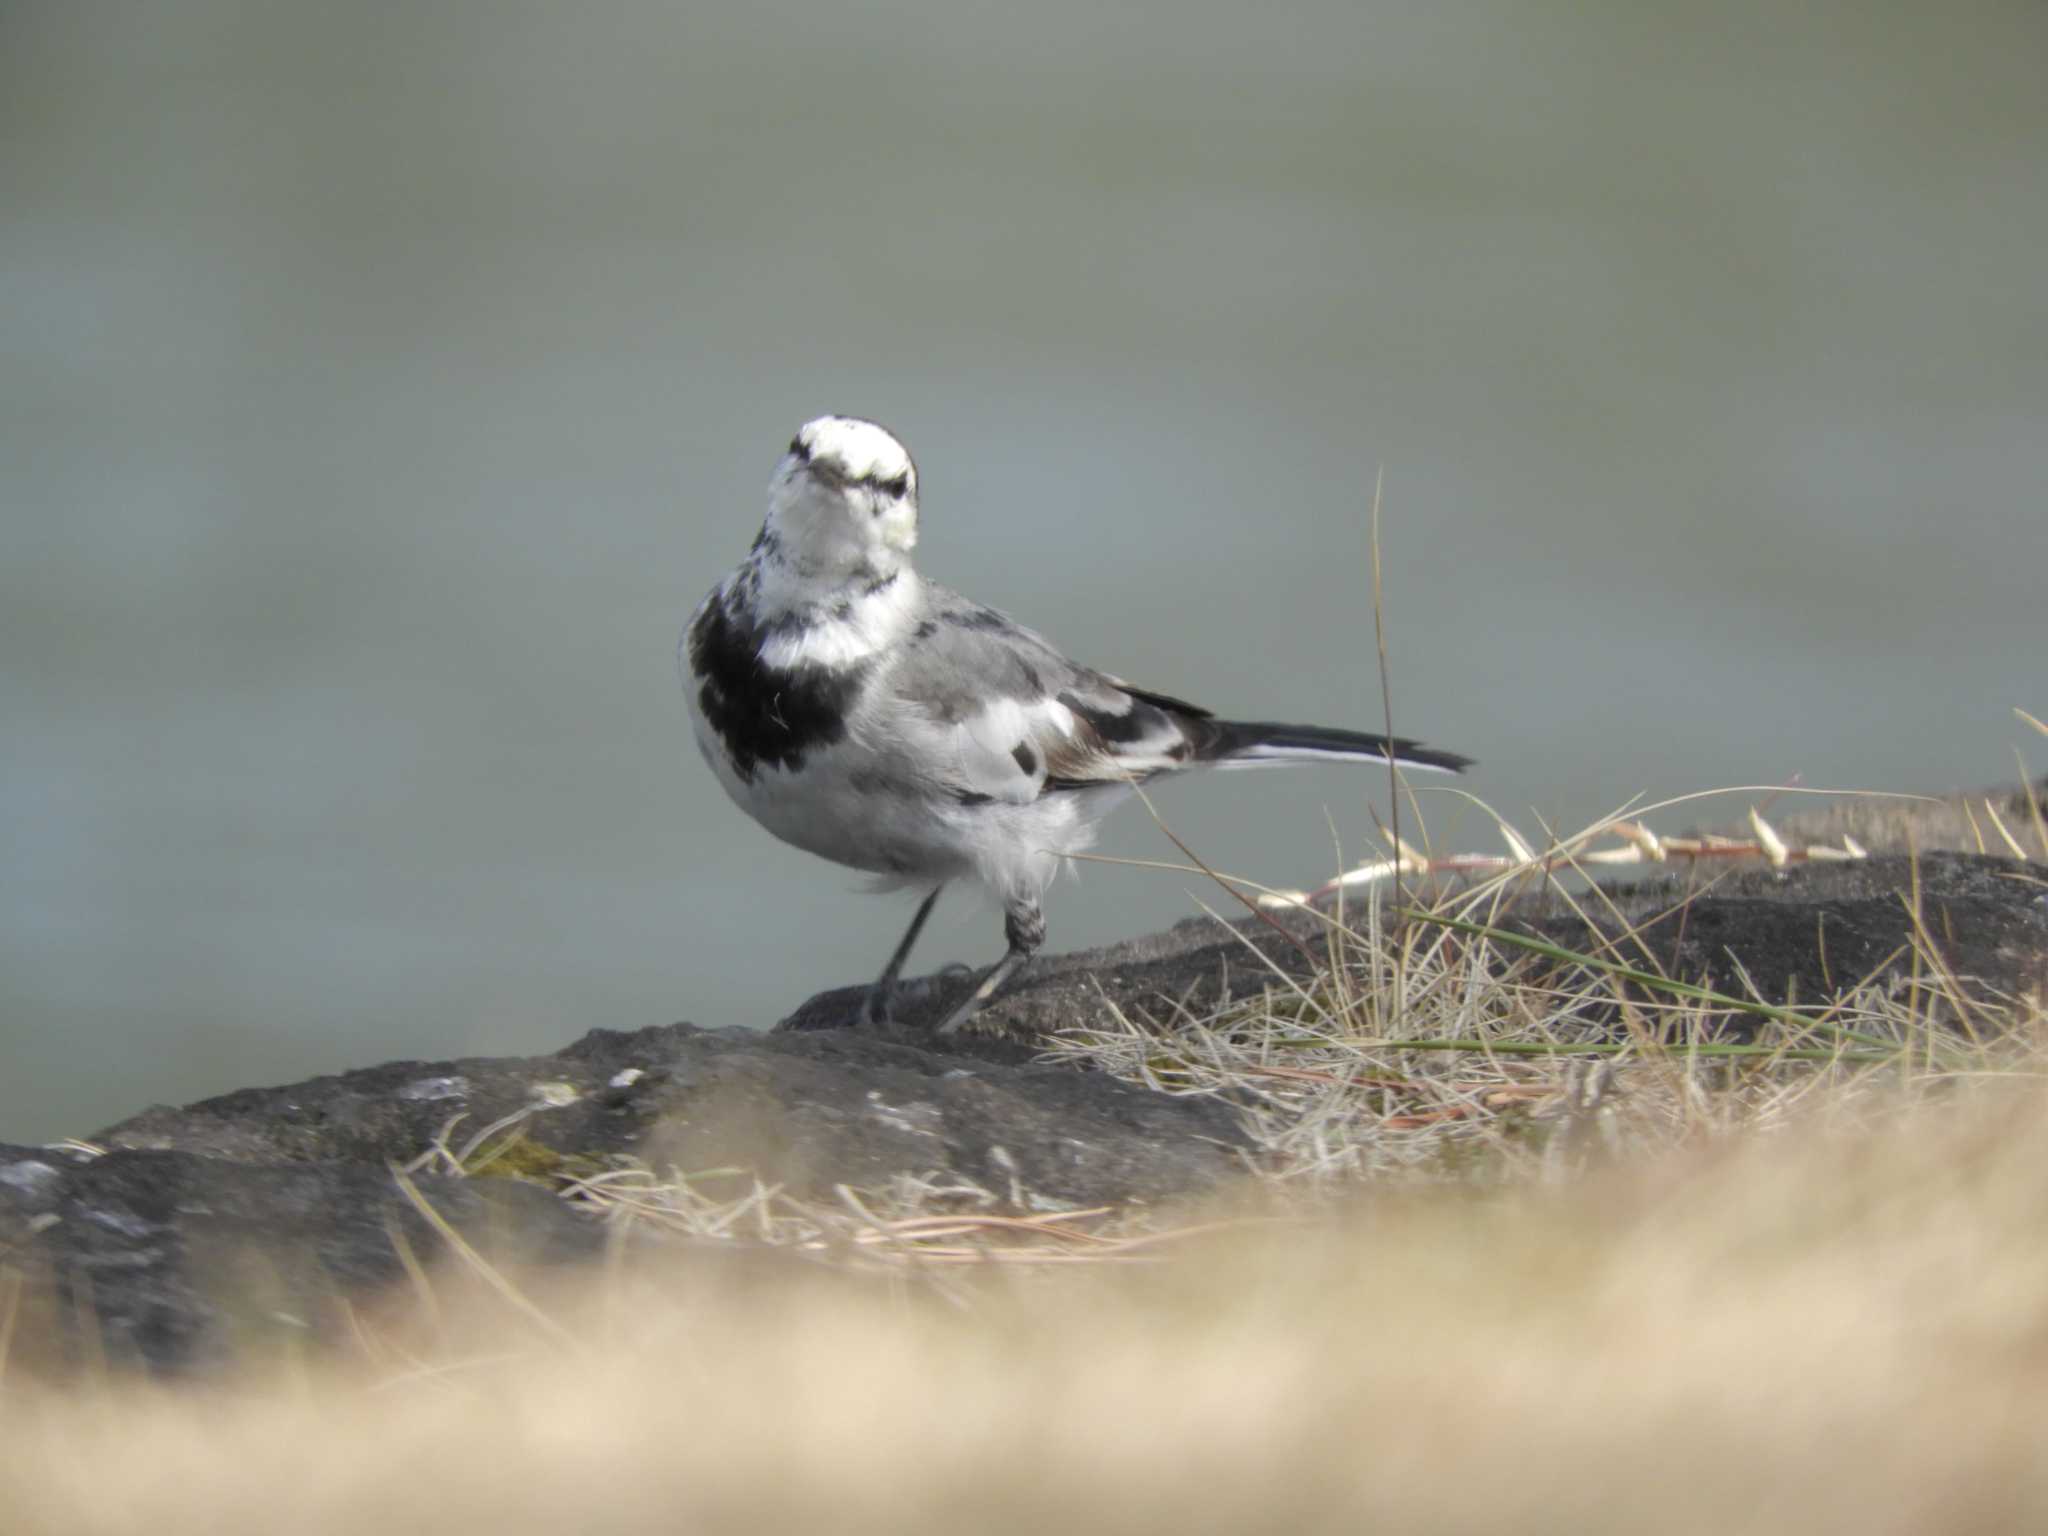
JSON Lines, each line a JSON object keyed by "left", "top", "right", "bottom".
{"left": 1202, "top": 719, "right": 1473, "bottom": 775}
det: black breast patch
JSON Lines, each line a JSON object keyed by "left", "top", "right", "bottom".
{"left": 689, "top": 591, "right": 870, "bottom": 781}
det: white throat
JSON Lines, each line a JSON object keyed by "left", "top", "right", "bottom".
{"left": 752, "top": 561, "right": 925, "bottom": 671}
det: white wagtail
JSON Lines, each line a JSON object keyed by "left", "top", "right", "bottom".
{"left": 683, "top": 416, "right": 1472, "bottom": 1034}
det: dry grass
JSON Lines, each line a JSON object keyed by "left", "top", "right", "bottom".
{"left": 10, "top": 1076, "right": 2048, "bottom": 1534}
{"left": 4, "top": 761, "right": 2046, "bottom": 1534}
{"left": 1038, "top": 766, "right": 2045, "bottom": 1193}
{"left": 1044, "top": 934, "right": 1979, "bottom": 1191}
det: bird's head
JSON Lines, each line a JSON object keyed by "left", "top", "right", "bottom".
{"left": 759, "top": 416, "right": 920, "bottom": 586}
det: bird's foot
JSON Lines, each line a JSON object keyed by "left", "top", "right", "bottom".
{"left": 859, "top": 983, "right": 895, "bottom": 1028}
{"left": 935, "top": 952, "right": 1032, "bottom": 1035}
{"left": 862, "top": 965, "right": 974, "bottom": 1028}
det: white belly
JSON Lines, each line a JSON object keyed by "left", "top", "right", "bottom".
{"left": 690, "top": 710, "right": 1111, "bottom": 903}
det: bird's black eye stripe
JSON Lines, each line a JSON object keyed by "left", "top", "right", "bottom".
{"left": 788, "top": 436, "right": 910, "bottom": 498}
{"left": 841, "top": 469, "right": 912, "bottom": 498}
{"left": 844, "top": 469, "right": 912, "bottom": 496}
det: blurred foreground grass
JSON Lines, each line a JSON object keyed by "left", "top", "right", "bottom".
{"left": 7, "top": 1068, "right": 2048, "bottom": 1534}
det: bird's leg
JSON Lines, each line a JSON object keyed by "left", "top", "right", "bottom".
{"left": 935, "top": 903, "right": 1045, "bottom": 1035}
{"left": 862, "top": 885, "right": 944, "bottom": 1025}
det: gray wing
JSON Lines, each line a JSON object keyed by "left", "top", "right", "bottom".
{"left": 879, "top": 586, "right": 1215, "bottom": 804}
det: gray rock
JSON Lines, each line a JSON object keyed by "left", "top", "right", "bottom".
{"left": 18, "top": 791, "right": 2042, "bottom": 1375}
{"left": 783, "top": 849, "right": 2046, "bottom": 1041}
{"left": 45, "top": 1022, "right": 1247, "bottom": 1372}
{"left": 1504, "top": 850, "right": 2048, "bottom": 1026}
{"left": 95, "top": 1023, "right": 1248, "bottom": 1210}
{"left": 0, "top": 1144, "right": 598, "bottom": 1373}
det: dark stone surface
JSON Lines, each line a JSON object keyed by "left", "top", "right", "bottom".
{"left": 11, "top": 792, "right": 2041, "bottom": 1374}
{"left": 1505, "top": 851, "right": 2048, "bottom": 1025}
{"left": 776, "top": 900, "right": 1345, "bottom": 1034}
{"left": 28, "top": 1024, "right": 1247, "bottom": 1372}
{"left": 0, "top": 1143, "right": 598, "bottom": 1373}
{"left": 780, "top": 850, "right": 2047, "bottom": 1040}
{"left": 96, "top": 1023, "right": 1247, "bottom": 1208}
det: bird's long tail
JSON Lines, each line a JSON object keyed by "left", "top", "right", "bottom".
{"left": 1201, "top": 720, "right": 1473, "bottom": 775}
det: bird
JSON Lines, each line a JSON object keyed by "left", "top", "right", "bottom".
{"left": 681, "top": 416, "right": 1472, "bottom": 1035}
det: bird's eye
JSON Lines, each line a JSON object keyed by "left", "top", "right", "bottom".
{"left": 787, "top": 436, "right": 805, "bottom": 458}
{"left": 882, "top": 473, "right": 910, "bottom": 498}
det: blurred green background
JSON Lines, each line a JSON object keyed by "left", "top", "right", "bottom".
{"left": 5, "top": 1, "right": 2044, "bottom": 1143}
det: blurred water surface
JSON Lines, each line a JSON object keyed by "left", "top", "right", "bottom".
{"left": 5, "top": 1, "right": 2045, "bottom": 1141}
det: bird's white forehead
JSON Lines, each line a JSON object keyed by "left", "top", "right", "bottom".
{"left": 794, "top": 416, "right": 915, "bottom": 486}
